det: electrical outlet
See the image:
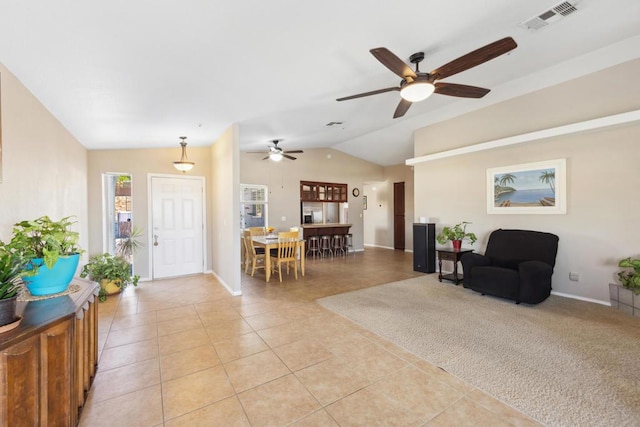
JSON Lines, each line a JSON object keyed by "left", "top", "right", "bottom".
{"left": 281, "top": 216, "right": 286, "bottom": 221}
{"left": 569, "top": 272, "right": 580, "bottom": 281}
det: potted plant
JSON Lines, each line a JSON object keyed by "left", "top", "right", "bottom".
{"left": 0, "top": 242, "right": 28, "bottom": 328}
{"left": 8, "top": 216, "right": 83, "bottom": 296}
{"left": 116, "top": 225, "right": 144, "bottom": 263}
{"left": 610, "top": 257, "right": 640, "bottom": 315}
{"left": 617, "top": 257, "right": 640, "bottom": 295}
{"left": 436, "top": 221, "right": 478, "bottom": 250}
{"left": 80, "top": 253, "right": 139, "bottom": 302}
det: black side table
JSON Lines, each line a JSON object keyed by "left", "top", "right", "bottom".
{"left": 437, "top": 248, "right": 473, "bottom": 285}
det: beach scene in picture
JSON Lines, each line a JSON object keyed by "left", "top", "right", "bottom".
{"left": 494, "top": 167, "right": 556, "bottom": 208}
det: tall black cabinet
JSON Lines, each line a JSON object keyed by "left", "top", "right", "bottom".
{"left": 413, "top": 223, "right": 436, "bottom": 273}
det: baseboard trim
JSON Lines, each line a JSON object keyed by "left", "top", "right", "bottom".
{"left": 551, "top": 290, "right": 610, "bottom": 306}
{"left": 210, "top": 271, "right": 242, "bottom": 296}
{"left": 363, "top": 244, "right": 396, "bottom": 250}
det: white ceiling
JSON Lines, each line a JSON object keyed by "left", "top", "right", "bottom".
{"left": 1, "top": 0, "right": 639, "bottom": 166}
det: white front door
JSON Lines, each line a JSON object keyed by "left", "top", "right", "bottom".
{"left": 151, "top": 176, "right": 204, "bottom": 279}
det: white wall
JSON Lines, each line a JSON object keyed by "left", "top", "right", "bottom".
{"left": 0, "top": 64, "right": 87, "bottom": 254}
{"left": 412, "top": 59, "right": 640, "bottom": 303}
{"left": 87, "top": 146, "right": 213, "bottom": 279}
{"left": 210, "top": 125, "right": 241, "bottom": 295}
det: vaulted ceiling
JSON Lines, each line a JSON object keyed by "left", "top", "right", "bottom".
{"left": 1, "top": 0, "right": 638, "bottom": 166}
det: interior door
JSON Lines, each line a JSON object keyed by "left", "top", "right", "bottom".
{"left": 151, "top": 176, "right": 204, "bottom": 279}
{"left": 393, "top": 182, "right": 405, "bottom": 250}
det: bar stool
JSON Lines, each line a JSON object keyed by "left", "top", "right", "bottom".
{"left": 331, "top": 234, "right": 345, "bottom": 256}
{"left": 342, "top": 233, "right": 354, "bottom": 256}
{"left": 306, "top": 236, "right": 320, "bottom": 258}
{"left": 319, "top": 235, "right": 332, "bottom": 258}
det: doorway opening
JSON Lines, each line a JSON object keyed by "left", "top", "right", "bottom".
{"left": 102, "top": 173, "right": 133, "bottom": 260}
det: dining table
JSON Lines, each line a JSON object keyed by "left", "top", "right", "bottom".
{"left": 252, "top": 235, "right": 306, "bottom": 282}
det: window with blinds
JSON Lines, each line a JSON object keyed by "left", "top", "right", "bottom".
{"left": 240, "top": 184, "right": 268, "bottom": 229}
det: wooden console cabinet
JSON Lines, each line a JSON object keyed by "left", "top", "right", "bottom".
{"left": 0, "top": 279, "right": 99, "bottom": 426}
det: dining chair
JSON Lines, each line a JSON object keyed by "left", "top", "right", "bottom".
{"left": 248, "top": 227, "right": 267, "bottom": 236}
{"left": 270, "top": 231, "right": 299, "bottom": 282}
{"left": 247, "top": 227, "right": 266, "bottom": 255}
{"left": 242, "top": 230, "right": 251, "bottom": 272}
{"left": 243, "top": 230, "right": 266, "bottom": 276}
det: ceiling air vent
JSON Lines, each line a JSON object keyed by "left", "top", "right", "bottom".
{"left": 521, "top": 1, "right": 579, "bottom": 30}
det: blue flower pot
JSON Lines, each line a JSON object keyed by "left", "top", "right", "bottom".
{"left": 22, "top": 253, "right": 80, "bottom": 296}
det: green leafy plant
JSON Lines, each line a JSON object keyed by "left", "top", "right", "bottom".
{"left": 617, "top": 257, "right": 640, "bottom": 295}
{"left": 8, "top": 215, "right": 83, "bottom": 273}
{"left": 116, "top": 226, "right": 144, "bottom": 261}
{"left": 436, "top": 221, "right": 478, "bottom": 245}
{"left": 0, "top": 242, "right": 27, "bottom": 300}
{"left": 80, "top": 253, "right": 139, "bottom": 301}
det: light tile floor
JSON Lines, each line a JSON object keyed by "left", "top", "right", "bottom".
{"left": 79, "top": 248, "right": 541, "bottom": 426}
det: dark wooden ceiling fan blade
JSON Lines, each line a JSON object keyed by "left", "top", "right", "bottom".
{"left": 283, "top": 154, "right": 297, "bottom": 160}
{"left": 262, "top": 155, "right": 270, "bottom": 160}
{"left": 370, "top": 47, "right": 417, "bottom": 79}
{"left": 393, "top": 99, "right": 412, "bottom": 118}
{"left": 434, "top": 82, "right": 490, "bottom": 98}
{"left": 284, "top": 150, "right": 304, "bottom": 154}
{"left": 337, "top": 86, "right": 399, "bottom": 101}
{"left": 429, "top": 37, "right": 517, "bottom": 81}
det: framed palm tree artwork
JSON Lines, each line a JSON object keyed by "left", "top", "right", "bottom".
{"left": 487, "top": 158, "right": 566, "bottom": 214}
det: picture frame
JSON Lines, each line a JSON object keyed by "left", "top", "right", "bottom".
{"left": 487, "top": 158, "right": 566, "bottom": 214}
{"left": 363, "top": 195, "right": 367, "bottom": 210}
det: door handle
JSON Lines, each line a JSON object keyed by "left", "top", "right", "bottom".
{"left": 153, "top": 235, "right": 159, "bottom": 246}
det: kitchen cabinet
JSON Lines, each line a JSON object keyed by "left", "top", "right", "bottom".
{"left": 300, "top": 181, "right": 348, "bottom": 202}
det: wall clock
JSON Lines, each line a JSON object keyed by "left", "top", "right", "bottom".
{"left": 352, "top": 188, "right": 360, "bottom": 197}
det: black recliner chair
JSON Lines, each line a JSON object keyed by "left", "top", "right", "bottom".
{"left": 460, "top": 229, "right": 559, "bottom": 304}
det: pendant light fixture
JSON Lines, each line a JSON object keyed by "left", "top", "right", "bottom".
{"left": 173, "top": 136, "right": 195, "bottom": 173}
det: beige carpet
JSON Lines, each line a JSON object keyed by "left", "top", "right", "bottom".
{"left": 317, "top": 275, "right": 640, "bottom": 427}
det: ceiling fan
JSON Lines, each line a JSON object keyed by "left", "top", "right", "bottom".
{"left": 248, "top": 140, "right": 303, "bottom": 161}
{"left": 337, "top": 37, "right": 517, "bottom": 118}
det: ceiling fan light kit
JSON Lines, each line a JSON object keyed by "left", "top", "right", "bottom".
{"left": 400, "top": 80, "right": 435, "bottom": 102}
{"left": 173, "top": 136, "right": 195, "bottom": 173}
{"left": 247, "top": 139, "right": 304, "bottom": 162}
{"left": 337, "top": 37, "right": 518, "bottom": 118}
